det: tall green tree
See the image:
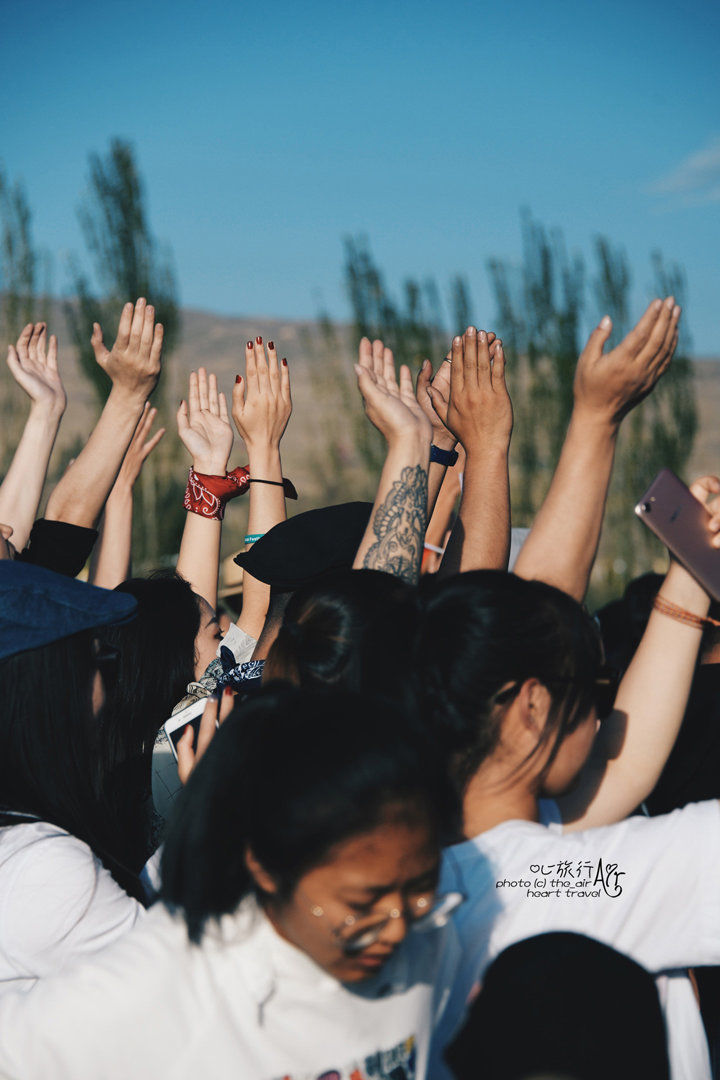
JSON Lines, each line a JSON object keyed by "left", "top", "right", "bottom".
{"left": 66, "top": 139, "right": 180, "bottom": 405}
{"left": 67, "top": 140, "right": 183, "bottom": 568}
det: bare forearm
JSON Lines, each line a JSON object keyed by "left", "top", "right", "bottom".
{"left": 0, "top": 405, "right": 62, "bottom": 549}
{"left": 440, "top": 446, "right": 509, "bottom": 575}
{"left": 561, "top": 562, "right": 707, "bottom": 830}
{"left": 353, "top": 435, "right": 430, "bottom": 584}
{"left": 237, "top": 445, "right": 286, "bottom": 638}
{"left": 88, "top": 487, "right": 133, "bottom": 589}
{"left": 176, "top": 511, "right": 222, "bottom": 608}
{"left": 46, "top": 389, "right": 145, "bottom": 528}
{"left": 514, "top": 411, "right": 617, "bottom": 601}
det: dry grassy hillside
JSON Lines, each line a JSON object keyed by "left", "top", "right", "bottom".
{"left": 0, "top": 300, "right": 718, "bottom": 591}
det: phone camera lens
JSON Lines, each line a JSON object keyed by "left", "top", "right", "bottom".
{"left": 640, "top": 502, "right": 651, "bottom": 513}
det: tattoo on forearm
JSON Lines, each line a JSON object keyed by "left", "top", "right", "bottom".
{"left": 363, "top": 465, "right": 428, "bottom": 584}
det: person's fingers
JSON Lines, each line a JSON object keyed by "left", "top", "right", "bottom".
{"left": 207, "top": 371, "right": 220, "bottom": 416}
{"left": 398, "top": 364, "right": 414, "bottom": 401}
{"left": 115, "top": 302, "right": 134, "bottom": 350}
{"left": 491, "top": 343, "right": 507, "bottom": 388}
{"left": 476, "top": 330, "right": 491, "bottom": 386}
{"left": 5, "top": 345, "right": 22, "bottom": 381}
{"left": 254, "top": 336, "right": 269, "bottom": 391}
{"left": 636, "top": 296, "right": 674, "bottom": 366}
{"left": 462, "top": 326, "right": 479, "bottom": 386}
{"left": 15, "top": 323, "right": 33, "bottom": 363}
{"left": 135, "top": 402, "right": 153, "bottom": 440}
{"left": 176, "top": 399, "right": 189, "bottom": 435}
{"left": 582, "top": 315, "right": 613, "bottom": 362}
{"left": 195, "top": 697, "right": 219, "bottom": 761}
{"left": 372, "top": 339, "right": 385, "bottom": 379}
{"left": 416, "top": 358, "right": 432, "bottom": 401}
{"left": 140, "top": 304, "right": 155, "bottom": 355}
{"left": 232, "top": 374, "right": 246, "bottom": 416}
{"left": 219, "top": 687, "right": 235, "bottom": 724}
{"left": 426, "top": 384, "right": 449, "bottom": 418}
{"left": 150, "top": 323, "right": 164, "bottom": 369}
{"left": 218, "top": 391, "right": 229, "bottom": 424}
{"left": 620, "top": 299, "right": 663, "bottom": 357}
{"left": 689, "top": 475, "right": 720, "bottom": 504}
{"left": 245, "top": 340, "right": 259, "bottom": 393}
{"left": 354, "top": 363, "right": 378, "bottom": 400}
{"left": 358, "top": 337, "right": 373, "bottom": 370}
{"left": 188, "top": 370, "right": 200, "bottom": 418}
{"left": 90, "top": 322, "right": 107, "bottom": 363}
{"left": 266, "top": 339, "right": 280, "bottom": 387}
{"left": 30, "top": 323, "right": 46, "bottom": 364}
{"left": 279, "top": 353, "right": 291, "bottom": 403}
{"left": 129, "top": 298, "right": 146, "bottom": 348}
{"left": 175, "top": 724, "right": 196, "bottom": 785}
{"left": 47, "top": 333, "right": 58, "bottom": 372}
{"left": 450, "top": 334, "right": 464, "bottom": 397}
{"left": 197, "top": 367, "right": 210, "bottom": 412}
{"left": 142, "top": 426, "right": 166, "bottom": 458}
{"left": 489, "top": 337, "right": 503, "bottom": 359}
{"left": 657, "top": 304, "right": 681, "bottom": 364}
{"left": 383, "top": 347, "right": 398, "bottom": 393}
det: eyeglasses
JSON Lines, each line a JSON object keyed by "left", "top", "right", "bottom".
{"left": 308, "top": 890, "right": 465, "bottom": 956}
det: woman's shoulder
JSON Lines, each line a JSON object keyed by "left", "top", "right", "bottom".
{"left": 0, "top": 821, "right": 143, "bottom": 981}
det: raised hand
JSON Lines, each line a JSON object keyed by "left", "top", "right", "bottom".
{"left": 355, "top": 337, "right": 432, "bottom": 446}
{"left": 430, "top": 327, "right": 512, "bottom": 454}
{"left": 416, "top": 331, "right": 500, "bottom": 450}
{"left": 231, "top": 337, "right": 292, "bottom": 450}
{"left": 7, "top": 322, "right": 66, "bottom": 417}
{"left": 91, "top": 298, "right": 164, "bottom": 399}
{"left": 177, "top": 368, "right": 234, "bottom": 475}
{"left": 116, "top": 403, "right": 165, "bottom": 489}
{"left": 574, "top": 297, "right": 680, "bottom": 425}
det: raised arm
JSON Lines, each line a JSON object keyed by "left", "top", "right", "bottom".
{"left": 176, "top": 368, "right": 234, "bottom": 609}
{"left": 430, "top": 327, "right": 513, "bottom": 575}
{"left": 514, "top": 297, "right": 680, "bottom": 601}
{"left": 231, "top": 337, "right": 292, "bottom": 640}
{"left": 559, "top": 475, "right": 718, "bottom": 831}
{"left": 352, "top": 338, "right": 432, "bottom": 584}
{"left": 89, "top": 404, "right": 165, "bottom": 589}
{"left": 0, "top": 323, "right": 66, "bottom": 549}
{"left": 45, "top": 299, "right": 163, "bottom": 529}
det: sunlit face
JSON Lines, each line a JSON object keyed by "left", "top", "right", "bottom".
{"left": 194, "top": 596, "right": 223, "bottom": 679}
{"left": 540, "top": 708, "right": 599, "bottom": 796}
{"left": 260, "top": 808, "right": 440, "bottom": 983}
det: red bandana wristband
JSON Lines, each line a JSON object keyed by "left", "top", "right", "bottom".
{"left": 184, "top": 466, "right": 251, "bottom": 521}
{"left": 184, "top": 467, "right": 297, "bottom": 520}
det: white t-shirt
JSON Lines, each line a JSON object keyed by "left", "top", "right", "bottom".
{"left": 431, "top": 799, "right": 720, "bottom": 1080}
{"left": 0, "top": 822, "right": 143, "bottom": 994}
{"left": 0, "top": 894, "right": 460, "bottom": 1080}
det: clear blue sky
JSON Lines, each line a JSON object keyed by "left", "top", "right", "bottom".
{"left": 2, "top": 0, "right": 719, "bottom": 351}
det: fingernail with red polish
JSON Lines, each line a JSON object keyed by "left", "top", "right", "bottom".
{"left": 235, "top": 375, "right": 242, "bottom": 384}
{"left": 256, "top": 336, "right": 262, "bottom": 345}
{"left": 281, "top": 358, "right": 288, "bottom": 367}
{"left": 268, "top": 341, "right": 274, "bottom": 350}
{"left": 224, "top": 687, "right": 234, "bottom": 697}
{"left": 246, "top": 340, "right": 253, "bottom": 349}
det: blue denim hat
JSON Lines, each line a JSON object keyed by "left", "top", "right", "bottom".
{"left": 0, "top": 561, "right": 137, "bottom": 661}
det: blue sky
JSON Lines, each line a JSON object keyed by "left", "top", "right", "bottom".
{"left": 2, "top": 0, "right": 719, "bottom": 351}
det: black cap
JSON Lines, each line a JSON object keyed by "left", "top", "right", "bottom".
{"left": 234, "top": 502, "right": 372, "bottom": 591}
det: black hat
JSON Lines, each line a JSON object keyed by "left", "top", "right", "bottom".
{"left": 234, "top": 502, "right": 372, "bottom": 591}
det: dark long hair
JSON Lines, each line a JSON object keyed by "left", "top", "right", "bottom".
{"left": 98, "top": 571, "right": 202, "bottom": 868}
{"left": 264, "top": 569, "right": 418, "bottom": 708}
{"left": 416, "top": 571, "right": 603, "bottom": 790}
{"left": 0, "top": 631, "right": 145, "bottom": 899}
{"left": 161, "top": 685, "right": 459, "bottom": 942}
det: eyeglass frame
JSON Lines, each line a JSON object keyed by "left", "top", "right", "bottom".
{"left": 304, "top": 888, "right": 466, "bottom": 956}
